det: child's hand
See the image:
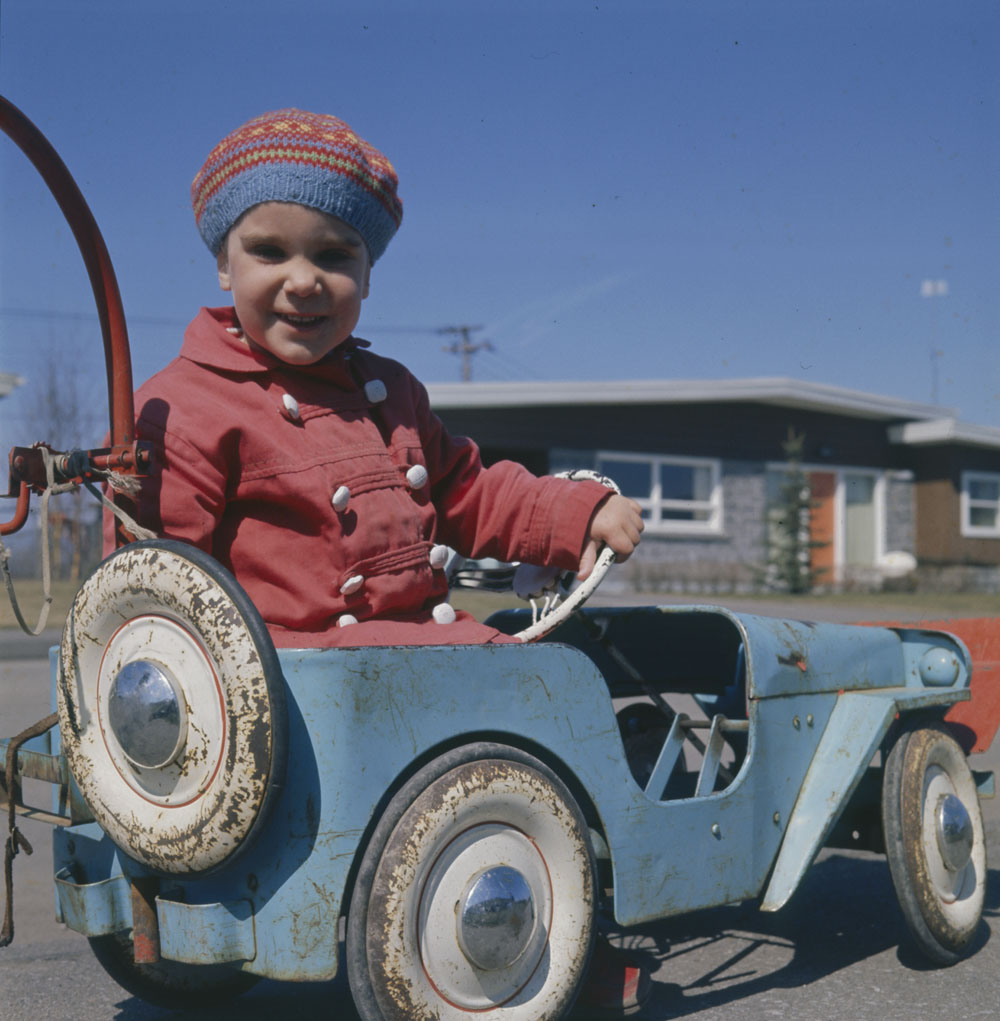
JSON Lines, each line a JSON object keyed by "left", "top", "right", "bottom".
{"left": 579, "top": 494, "right": 644, "bottom": 580}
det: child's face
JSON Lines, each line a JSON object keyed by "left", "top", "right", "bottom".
{"left": 217, "top": 202, "right": 371, "bottom": 365}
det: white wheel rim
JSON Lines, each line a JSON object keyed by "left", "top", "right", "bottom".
{"left": 920, "top": 762, "right": 985, "bottom": 928}
{"left": 418, "top": 823, "right": 552, "bottom": 1009}
{"left": 96, "top": 615, "right": 225, "bottom": 806}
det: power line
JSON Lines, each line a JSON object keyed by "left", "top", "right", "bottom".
{"left": 0, "top": 306, "right": 186, "bottom": 327}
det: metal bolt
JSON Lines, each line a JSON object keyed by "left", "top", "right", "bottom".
{"left": 247, "top": 873, "right": 258, "bottom": 892}
{"left": 773, "top": 812, "right": 781, "bottom": 825}
{"left": 711, "top": 823, "right": 722, "bottom": 839}
{"left": 793, "top": 716, "right": 801, "bottom": 729}
{"left": 806, "top": 714, "right": 814, "bottom": 727}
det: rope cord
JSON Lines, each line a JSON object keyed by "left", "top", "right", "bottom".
{"left": 0, "top": 450, "right": 155, "bottom": 636}
{"left": 0, "top": 450, "right": 73, "bottom": 635}
{"left": 81, "top": 478, "right": 156, "bottom": 540}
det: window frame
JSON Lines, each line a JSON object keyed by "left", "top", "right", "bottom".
{"left": 961, "top": 470, "right": 1000, "bottom": 538}
{"left": 595, "top": 451, "right": 723, "bottom": 536}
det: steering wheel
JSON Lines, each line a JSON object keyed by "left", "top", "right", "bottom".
{"left": 512, "top": 470, "right": 620, "bottom": 642}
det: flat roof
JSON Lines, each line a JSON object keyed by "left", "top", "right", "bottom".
{"left": 426, "top": 376, "right": 953, "bottom": 423}
{"left": 889, "top": 418, "right": 1000, "bottom": 451}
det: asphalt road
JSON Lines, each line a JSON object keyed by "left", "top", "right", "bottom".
{"left": 2, "top": 632, "right": 999, "bottom": 1021}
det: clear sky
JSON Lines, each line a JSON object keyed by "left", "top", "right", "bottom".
{"left": 0, "top": 0, "right": 997, "bottom": 448}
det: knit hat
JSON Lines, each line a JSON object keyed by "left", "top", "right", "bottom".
{"left": 191, "top": 108, "right": 402, "bottom": 262}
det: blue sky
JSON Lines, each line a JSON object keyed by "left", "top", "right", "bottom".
{"left": 0, "top": 0, "right": 997, "bottom": 447}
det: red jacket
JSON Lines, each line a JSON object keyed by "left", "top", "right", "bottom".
{"left": 120, "top": 308, "right": 608, "bottom": 647}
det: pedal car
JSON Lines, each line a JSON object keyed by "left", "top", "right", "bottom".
{"left": 0, "top": 95, "right": 993, "bottom": 1020}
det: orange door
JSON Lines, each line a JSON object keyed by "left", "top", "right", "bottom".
{"left": 808, "top": 471, "right": 836, "bottom": 580}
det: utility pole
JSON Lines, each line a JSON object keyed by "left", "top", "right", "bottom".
{"left": 438, "top": 324, "right": 493, "bottom": 382}
{"left": 921, "top": 278, "right": 948, "bottom": 404}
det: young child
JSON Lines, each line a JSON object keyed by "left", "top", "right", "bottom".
{"left": 120, "top": 108, "right": 649, "bottom": 1016}
{"left": 125, "top": 108, "right": 643, "bottom": 649}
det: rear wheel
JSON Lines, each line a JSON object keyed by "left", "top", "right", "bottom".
{"left": 347, "top": 743, "right": 597, "bottom": 1020}
{"left": 89, "top": 930, "right": 259, "bottom": 1008}
{"left": 882, "top": 724, "right": 986, "bottom": 964}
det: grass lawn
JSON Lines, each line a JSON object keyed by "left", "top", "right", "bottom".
{"left": 0, "top": 579, "right": 82, "bottom": 632}
{"left": 2, "top": 576, "right": 993, "bottom": 634}
{"left": 700, "top": 589, "right": 994, "bottom": 617}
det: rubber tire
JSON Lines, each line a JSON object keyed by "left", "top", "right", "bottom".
{"left": 882, "top": 724, "right": 987, "bottom": 964}
{"left": 347, "top": 743, "right": 597, "bottom": 1020}
{"left": 88, "top": 930, "right": 259, "bottom": 1008}
{"left": 58, "top": 538, "right": 287, "bottom": 874}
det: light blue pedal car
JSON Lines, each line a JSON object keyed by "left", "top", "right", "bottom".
{"left": 2, "top": 536, "right": 987, "bottom": 1020}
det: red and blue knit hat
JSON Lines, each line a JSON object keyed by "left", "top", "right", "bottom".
{"left": 191, "top": 108, "right": 403, "bottom": 262}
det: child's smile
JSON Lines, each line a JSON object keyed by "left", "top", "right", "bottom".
{"left": 217, "top": 202, "right": 371, "bottom": 365}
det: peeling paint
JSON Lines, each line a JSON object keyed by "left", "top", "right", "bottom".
{"left": 56, "top": 544, "right": 283, "bottom": 874}
{"left": 363, "top": 758, "right": 595, "bottom": 1019}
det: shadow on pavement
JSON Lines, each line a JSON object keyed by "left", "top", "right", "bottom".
{"left": 581, "top": 852, "right": 997, "bottom": 1019}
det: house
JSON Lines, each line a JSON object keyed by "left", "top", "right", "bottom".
{"left": 427, "top": 377, "right": 1000, "bottom": 593}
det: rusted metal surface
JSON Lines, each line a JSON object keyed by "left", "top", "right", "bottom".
{"left": 0, "top": 481, "right": 29, "bottom": 536}
{"left": 0, "top": 741, "right": 66, "bottom": 825}
{"left": 7, "top": 444, "right": 151, "bottom": 496}
{"left": 130, "top": 877, "right": 160, "bottom": 964}
{"left": 57, "top": 542, "right": 281, "bottom": 873}
{"left": 0, "top": 711, "right": 59, "bottom": 948}
{"left": 0, "top": 741, "right": 92, "bottom": 827}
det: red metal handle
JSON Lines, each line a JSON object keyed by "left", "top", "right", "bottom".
{"left": 0, "top": 95, "right": 135, "bottom": 446}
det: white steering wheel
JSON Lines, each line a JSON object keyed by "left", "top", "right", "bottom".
{"left": 512, "top": 470, "right": 620, "bottom": 642}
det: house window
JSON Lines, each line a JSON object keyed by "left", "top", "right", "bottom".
{"left": 962, "top": 472, "right": 1000, "bottom": 537}
{"left": 594, "top": 452, "right": 722, "bottom": 535}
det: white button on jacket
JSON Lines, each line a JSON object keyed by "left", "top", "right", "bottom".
{"left": 331, "top": 485, "right": 351, "bottom": 512}
{"left": 281, "top": 393, "right": 300, "bottom": 420}
{"left": 432, "top": 603, "right": 456, "bottom": 625}
{"left": 406, "top": 464, "right": 429, "bottom": 490}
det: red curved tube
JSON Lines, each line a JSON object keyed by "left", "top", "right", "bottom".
{"left": 0, "top": 95, "right": 134, "bottom": 445}
{"left": 0, "top": 483, "right": 29, "bottom": 537}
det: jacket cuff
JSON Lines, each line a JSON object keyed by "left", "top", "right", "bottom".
{"left": 531, "top": 477, "right": 611, "bottom": 569}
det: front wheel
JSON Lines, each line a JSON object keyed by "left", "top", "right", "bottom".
{"left": 882, "top": 724, "right": 987, "bottom": 964}
{"left": 347, "top": 743, "right": 597, "bottom": 1020}
{"left": 88, "top": 930, "right": 259, "bottom": 1008}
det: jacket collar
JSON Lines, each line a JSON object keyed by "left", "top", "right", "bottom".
{"left": 180, "top": 307, "right": 371, "bottom": 383}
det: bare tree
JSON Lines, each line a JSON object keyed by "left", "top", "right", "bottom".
{"left": 17, "top": 328, "right": 105, "bottom": 581}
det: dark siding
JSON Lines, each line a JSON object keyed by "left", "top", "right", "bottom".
{"left": 437, "top": 401, "right": 909, "bottom": 467}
